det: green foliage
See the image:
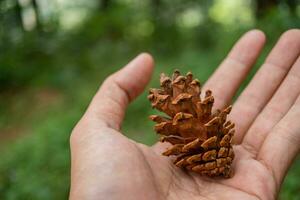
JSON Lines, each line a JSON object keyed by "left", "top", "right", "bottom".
{"left": 279, "top": 157, "right": 300, "bottom": 200}
{"left": 0, "top": 110, "right": 73, "bottom": 199}
{"left": 0, "top": 0, "right": 299, "bottom": 199}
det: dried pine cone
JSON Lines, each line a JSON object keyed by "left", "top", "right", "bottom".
{"left": 148, "top": 70, "right": 235, "bottom": 178}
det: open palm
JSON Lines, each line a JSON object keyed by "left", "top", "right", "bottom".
{"left": 69, "top": 29, "right": 300, "bottom": 200}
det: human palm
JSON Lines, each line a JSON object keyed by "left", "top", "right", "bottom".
{"left": 70, "top": 29, "right": 300, "bottom": 200}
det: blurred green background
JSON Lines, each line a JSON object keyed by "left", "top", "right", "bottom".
{"left": 0, "top": 0, "right": 299, "bottom": 199}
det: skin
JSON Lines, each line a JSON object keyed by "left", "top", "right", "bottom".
{"left": 69, "top": 29, "right": 300, "bottom": 200}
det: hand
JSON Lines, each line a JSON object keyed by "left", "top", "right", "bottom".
{"left": 69, "top": 29, "right": 300, "bottom": 200}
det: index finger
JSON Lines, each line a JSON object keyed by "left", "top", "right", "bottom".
{"left": 203, "top": 30, "right": 266, "bottom": 109}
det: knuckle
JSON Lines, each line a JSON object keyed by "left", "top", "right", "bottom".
{"left": 242, "top": 140, "right": 258, "bottom": 157}
{"left": 276, "top": 124, "right": 300, "bottom": 146}
{"left": 97, "top": 72, "right": 118, "bottom": 93}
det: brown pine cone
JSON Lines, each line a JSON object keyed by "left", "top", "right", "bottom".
{"left": 148, "top": 70, "right": 235, "bottom": 178}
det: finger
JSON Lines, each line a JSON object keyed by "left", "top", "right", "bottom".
{"left": 242, "top": 56, "right": 300, "bottom": 156}
{"left": 231, "top": 29, "right": 300, "bottom": 144}
{"left": 152, "top": 30, "right": 265, "bottom": 154}
{"left": 85, "top": 53, "right": 154, "bottom": 130}
{"left": 203, "top": 30, "right": 266, "bottom": 109}
{"left": 257, "top": 94, "right": 300, "bottom": 189}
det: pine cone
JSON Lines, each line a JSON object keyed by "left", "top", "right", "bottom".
{"left": 148, "top": 70, "right": 235, "bottom": 178}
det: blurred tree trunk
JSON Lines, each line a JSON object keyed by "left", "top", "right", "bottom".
{"left": 151, "top": 0, "right": 161, "bottom": 20}
{"left": 286, "top": 0, "right": 297, "bottom": 15}
{"left": 100, "top": 0, "right": 111, "bottom": 11}
{"left": 255, "top": 0, "right": 278, "bottom": 18}
{"left": 152, "top": 0, "right": 161, "bottom": 12}
{"left": 256, "top": 0, "right": 298, "bottom": 19}
{"left": 32, "top": 0, "right": 41, "bottom": 30}
{"left": 15, "top": 0, "right": 24, "bottom": 31}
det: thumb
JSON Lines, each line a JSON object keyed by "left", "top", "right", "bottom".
{"left": 85, "top": 53, "right": 154, "bottom": 130}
